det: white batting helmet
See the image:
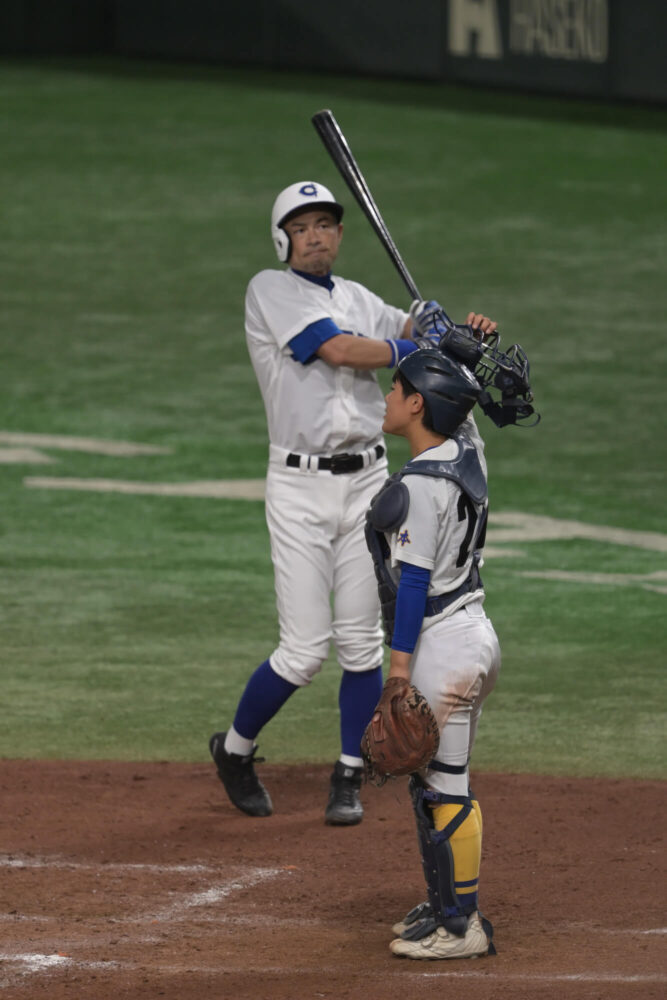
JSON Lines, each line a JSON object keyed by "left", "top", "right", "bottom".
{"left": 270, "top": 181, "right": 344, "bottom": 262}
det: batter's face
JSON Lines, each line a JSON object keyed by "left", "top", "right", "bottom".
{"left": 284, "top": 209, "right": 343, "bottom": 275}
{"left": 383, "top": 378, "right": 423, "bottom": 436}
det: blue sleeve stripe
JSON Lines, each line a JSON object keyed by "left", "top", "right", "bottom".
{"left": 391, "top": 562, "right": 431, "bottom": 653}
{"left": 289, "top": 317, "right": 341, "bottom": 364}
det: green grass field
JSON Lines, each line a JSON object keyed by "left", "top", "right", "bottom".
{"left": 1, "top": 58, "right": 665, "bottom": 777}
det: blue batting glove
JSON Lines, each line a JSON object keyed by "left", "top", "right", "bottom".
{"left": 409, "top": 299, "right": 452, "bottom": 338}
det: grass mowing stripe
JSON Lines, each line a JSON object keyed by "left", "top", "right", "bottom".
{"left": 1, "top": 59, "right": 665, "bottom": 776}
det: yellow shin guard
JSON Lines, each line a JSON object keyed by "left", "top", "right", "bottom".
{"left": 471, "top": 796, "right": 483, "bottom": 837}
{"left": 431, "top": 801, "right": 482, "bottom": 910}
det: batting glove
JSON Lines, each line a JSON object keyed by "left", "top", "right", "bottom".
{"left": 409, "top": 299, "right": 450, "bottom": 337}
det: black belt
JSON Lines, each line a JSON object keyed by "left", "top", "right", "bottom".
{"left": 286, "top": 444, "right": 385, "bottom": 475}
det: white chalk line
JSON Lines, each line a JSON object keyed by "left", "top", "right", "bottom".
{"left": 0, "top": 447, "right": 56, "bottom": 464}
{"left": 2, "top": 853, "right": 663, "bottom": 988}
{"left": 6, "top": 430, "right": 665, "bottom": 553}
{"left": 0, "top": 953, "right": 118, "bottom": 972}
{"left": 521, "top": 570, "right": 667, "bottom": 585}
{"left": 2, "top": 855, "right": 663, "bottom": 934}
{"left": 3, "top": 905, "right": 662, "bottom": 936}
{"left": 0, "top": 954, "right": 663, "bottom": 986}
{"left": 24, "top": 476, "right": 267, "bottom": 499}
{"left": 0, "top": 855, "right": 216, "bottom": 873}
{"left": 0, "top": 861, "right": 290, "bottom": 988}
{"left": 137, "top": 867, "right": 287, "bottom": 923}
{"left": 0, "top": 911, "right": 315, "bottom": 931}
{"left": 17, "top": 478, "right": 667, "bottom": 555}
{"left": 569, "top": 924, "right": 667, "bottom": 936}
{"left": 0, "top": 954, "right": 120, "bottom": 991}
{"left": 480, "top": 545, "right": 525, "bottom": 559}
{"left": 518, "top": 569, "right": 667, "bottom": 595}
{"left": 0, "top": 853, "right": 288, "bottom": 924}
{"left": 0, "top": 431, "right": 170, "bottom": 456}
{"left": 490, "top": 511, "right": 667, "bottom": 553}
{"left": 415, "top": 970, "right": 666, "bottom": 983}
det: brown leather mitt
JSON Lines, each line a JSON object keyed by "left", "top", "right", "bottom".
{"left": 361, "top": 676, "right": 440, "bottom": 786}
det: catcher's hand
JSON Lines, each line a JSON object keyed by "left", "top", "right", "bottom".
{"left": 361, "top": 676, "right": 440, "bottom": 786}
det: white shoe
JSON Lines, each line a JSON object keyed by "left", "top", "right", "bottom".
{"left": 390, "top": 911, "right": 491, "bottom": 960}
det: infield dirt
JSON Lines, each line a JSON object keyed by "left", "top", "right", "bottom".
{"left": 0, "top": 761, "right": 664, "bottom": 999}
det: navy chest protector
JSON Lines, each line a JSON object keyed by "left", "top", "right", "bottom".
{"left": 364, "top": 434, "right": 488, "bottom": 646}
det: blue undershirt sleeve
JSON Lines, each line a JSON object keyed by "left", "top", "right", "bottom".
{"left": 391, "top": 562, "right": 431, "bottom": 654}
{"left": 288, "top": 317, "right": 343, "bottom": 364}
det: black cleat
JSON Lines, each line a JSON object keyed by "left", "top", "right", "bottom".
{"left": 324, "top": 761, "right": 364, "bottom": 826}
{"left": 209, "top": 731, "right": 273, "bottom": 817}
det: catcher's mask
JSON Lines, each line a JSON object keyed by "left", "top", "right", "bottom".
{"left": 396, "top": 349, "right": 482, "bottom": 436}
{"left": 434, "top": 314, "right": 540, "bottom": 428}
{"left": 271, "top": 181, "right": 344, "bottom": 263}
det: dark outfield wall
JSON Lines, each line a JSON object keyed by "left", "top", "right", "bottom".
{"left": 0, "top": 0, "right": 113, "bottom": 53}
{"left": 2, "top": 0, "right": 666, "bottom": 105}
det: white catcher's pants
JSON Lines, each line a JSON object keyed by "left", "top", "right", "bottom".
{"left": 265, "top": 453, "right": 386, "bottom": 687}
{"left": 410, "top": 600, "right": 501, "bottom": 796}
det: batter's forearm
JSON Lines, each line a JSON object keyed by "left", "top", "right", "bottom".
{"left": 317, "top": 333, "right": 394, "bottom": 370}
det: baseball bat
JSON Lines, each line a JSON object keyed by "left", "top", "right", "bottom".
{"left": 311, "top": 109, "right": 422, "bottom": 302}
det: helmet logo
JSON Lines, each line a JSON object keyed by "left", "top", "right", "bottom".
{"left": 298, "top": 183, "right": 318, "bottom": 197}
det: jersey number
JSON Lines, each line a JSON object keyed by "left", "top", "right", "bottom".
{"left": 456, "top": 494, "right": 487, "bottom": 567}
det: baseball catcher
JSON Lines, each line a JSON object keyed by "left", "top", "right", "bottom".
{"left": 362, "top": 314, "right": 537, "bottom": 960}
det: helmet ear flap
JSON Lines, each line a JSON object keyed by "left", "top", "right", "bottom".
{"left": 272, "top": 225, "right": 291, "bottom": 263}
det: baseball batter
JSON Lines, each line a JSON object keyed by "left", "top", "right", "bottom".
{"left": 365, "top": 346, "right": 500, "bottom": 959}
{"left": 209, "top": 180, "right": 496, "bottom": 826}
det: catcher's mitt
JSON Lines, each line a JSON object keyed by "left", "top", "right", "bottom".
{"left": 361, "top": 676, "right": 440, "bottom": 786}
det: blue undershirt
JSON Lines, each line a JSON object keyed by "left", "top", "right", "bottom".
{"left": 392, "top": 562, "right": 431, "bottom": 654}
{"left": 290, "top": 267, "right": 335, "bottom": 292}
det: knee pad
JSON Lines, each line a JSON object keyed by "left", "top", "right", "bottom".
{"left": 409, "top": 775, "right": 481, "bottom": 935}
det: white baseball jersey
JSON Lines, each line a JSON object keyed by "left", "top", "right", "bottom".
{"left": 246, "top": 266, "right": 408, "bottom": 686}
{"left": 388, "top": 415, "right": 488, "bottom": 627}
{"left": 246, "top": 268, "right": 408, "bottom": 454}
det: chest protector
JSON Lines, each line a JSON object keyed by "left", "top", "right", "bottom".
{"left": 364, "top": 432, "right": 488, "bottom": 645}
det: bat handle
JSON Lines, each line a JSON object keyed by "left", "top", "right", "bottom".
{"left": 403, "top": 274, "right": 421, "bottom": 302}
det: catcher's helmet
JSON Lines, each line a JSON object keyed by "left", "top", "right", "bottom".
{"left": 271, "top": 181, "right": 343, "bottom": 262}
{"left": 397, "top": 349, "right": 482, "bottom": 436}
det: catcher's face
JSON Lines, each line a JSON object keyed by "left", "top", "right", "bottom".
{"left": 383, "top": 378, "right": 423, "bottom": 436}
